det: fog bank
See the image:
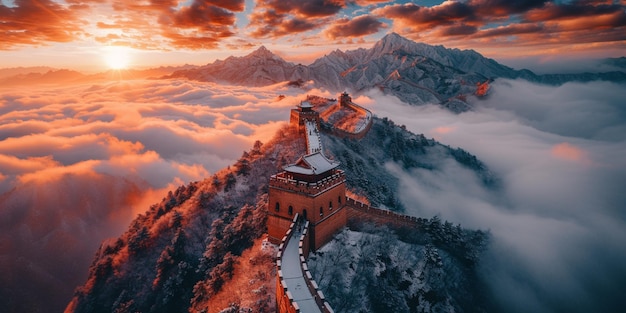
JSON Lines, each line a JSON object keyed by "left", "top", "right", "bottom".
{"left": 361, "top": 79, "right": 626, "bottom": 312}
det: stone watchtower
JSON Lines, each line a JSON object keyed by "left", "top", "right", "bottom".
{"left": 289, "top": 100, "right": 320, "bottom": 132}
{"left": 339, "top": 91, "right": 352, "bottom": 107}
{"left": 267, "top": 152, "right": 348, "bottom": 251}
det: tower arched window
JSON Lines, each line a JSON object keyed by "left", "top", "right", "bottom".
{"left": 320, "top": 206, "right": 323, "bottom": 217}
{"left": 288, "top": 206, "right": 293, "bottom": 215}
{"left": 329, "top": 201, "right": 333, "bottom": 210}
{"left": 338, "top": 196, "right": 342, "bottom": 204}
{"left": 275, "top": 202, "right": 280, "bottom": 212}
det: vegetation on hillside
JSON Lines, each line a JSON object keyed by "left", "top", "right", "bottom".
{"left": 309, "top": 222, "right": 490, "bottom": 313}
{"left": 67, "top": 117, "right": 495, "bottom": 312}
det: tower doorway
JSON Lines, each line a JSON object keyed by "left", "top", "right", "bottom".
{"left": 303, "top": 209, "right": 308, "bottom": 221}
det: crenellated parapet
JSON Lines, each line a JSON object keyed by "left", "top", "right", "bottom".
{"left": 290, "top": 100, "right": 320, "bottom": 133}
{"left": 277, "top": 214, "right": 334, "bottom": 313}
{"left": 269, "top": 171, "right": 345, "bottom": 197}
{"left": 276, "top": 214, "right": 302, "bottom": 313}
{"left": 297, "top": 221, "right": 334, "bottom": 313}
{"left": 345, "top": 197, "right": 428, "bottom": 229}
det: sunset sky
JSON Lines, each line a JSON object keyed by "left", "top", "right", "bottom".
{"left": 1, "top": 0, "right": 625, "bottom": 72}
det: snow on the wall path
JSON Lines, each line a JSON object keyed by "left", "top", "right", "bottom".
{"left": 305, "top": 121, "right": 322, "bottom": 154}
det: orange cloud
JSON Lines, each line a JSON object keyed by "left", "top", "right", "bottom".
{"left": 0, "top": 0, "right": 88, "bottom": 49}
{"left": 89, "top": 0, "right": 245, "bottom": 50}
{"left": 247, "top": 0, "right": 348, "bottom": 38}
{"left": 373, "top": 0, "right": 626, "bottom": 56}
{"left": 0, "top": 78, "right": 308, "bottom": 193}
{"left": 551, "top": 142, "right": 591, "bottom": 164}
{"left": 17, "top": 159, "right": 101, "bottom": 185}
{"left": 431, "top": 126, "right": 457, "bottom": 140}
{"left": 0, "top": 154, "right": 59, "bottom": 174}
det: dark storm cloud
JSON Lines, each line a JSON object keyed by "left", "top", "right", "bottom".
{"left": 361, "top": 79, "right": 626, "bottom": 313}
{"left": 323, "top": 15, "right": 386, "bottom": 39}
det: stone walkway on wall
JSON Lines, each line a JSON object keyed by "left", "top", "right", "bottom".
{"left": 305, "top": 121, "right": 322, "bottom": 154}
{"left": 281, "top": 226, "right": 322, "bottom": 313}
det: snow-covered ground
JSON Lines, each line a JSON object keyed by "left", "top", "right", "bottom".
{"left": 308, "top": 228, "right": 468, "bottom": 313}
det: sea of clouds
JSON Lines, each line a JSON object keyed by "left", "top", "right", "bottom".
{"left": 0, "top": 78, "right": 335, "bottom": 311}
{"left": 360, "top": 79, "right": 626, "bottom": 313}
{"left": 1, "top": 77, "right": 625, "bottom": 312}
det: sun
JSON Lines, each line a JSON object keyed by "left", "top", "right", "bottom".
{"left": 103, "top": 46, "right": 131, "bottom": 70}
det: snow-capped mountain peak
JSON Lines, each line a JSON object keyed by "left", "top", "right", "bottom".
{"left": 371, "top": 32, "right": 416, "bottom": 55}
{"left": 168, "top": 33, "right": 625, "bottom": 111}
{"left": 247, "top": 45, "right": 285, "bottom": 62}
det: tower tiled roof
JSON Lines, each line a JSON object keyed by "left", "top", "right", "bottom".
{"left": 298, "top": 100, "right": 313, "bottom": 108}
{"left": 283, "top": 152, "right": 339, "bottom": 175}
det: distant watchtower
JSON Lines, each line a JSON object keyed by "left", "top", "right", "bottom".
{"left": 290, "top": 100, "right": 320, "bottom": 132}
{"left": 268, "top": 152, "right": 347, "bottom": 251}
{"left": 339, "top": 91, "right": 352, "bottom": 107}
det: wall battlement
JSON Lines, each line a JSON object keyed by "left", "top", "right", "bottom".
{"left": 345, "top": 197, "right": 427, "bottom": 229}
{"left": 269, "top": 171, "right": 345, "bottom": 197}
{"left": 276, "top": 215, "right": 334, "bottom": 313}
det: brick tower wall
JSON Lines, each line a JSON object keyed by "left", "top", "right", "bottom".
{"left": 267, "top": 214, "right": 294, "bottom": 244}
{"left": 311, "top": 203, "right": 348, "bottom": 251}
{"left": 289, "top": 109, "right": 301, "bottom": 129}
{"left": 289, "top": 108, "right": 320, "bottom": 131}
{"left": 267, "top": 176, "right": 346, "bottom": 245}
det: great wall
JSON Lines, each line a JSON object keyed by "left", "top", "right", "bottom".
{"left": 269, "top": 93, "right": 428, "bottom": 313}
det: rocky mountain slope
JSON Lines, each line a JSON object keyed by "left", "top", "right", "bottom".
{"left": 66, "top": 115, "right": 494, "bottom": 313}
{"left": 309, "top": 225, "right": 489, "bottom": 313}
{"left": 168, "top": 33, "right": 625, "bottom": 112}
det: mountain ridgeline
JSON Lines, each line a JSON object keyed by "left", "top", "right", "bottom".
{"left": 168, "top": 33, "right": 625, "bottom": 112}
{"left": 66, "top": 115, "right": 493, "bottom": 313}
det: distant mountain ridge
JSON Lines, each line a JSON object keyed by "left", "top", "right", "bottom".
{"left": 0, "top": 65, "right": 200, "bottom": 86}
{"left": 169, "top": 33, "right": 626, "bottom": 112}
{"left": 0, "top": 66, "right": 56, "bottom": 79}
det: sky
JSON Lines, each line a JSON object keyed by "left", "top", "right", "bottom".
{"left": 1, "top": 0, "right": 625, "bottom": 72}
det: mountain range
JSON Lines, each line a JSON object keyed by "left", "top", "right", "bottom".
{"left": 2, "top": 33, "right": 623, "bottom": 112}
{"left": 168, "top": 33, "right": 626, "bottom": 112}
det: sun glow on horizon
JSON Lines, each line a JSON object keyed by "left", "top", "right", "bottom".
{"left": 103, "top": 46, "right": 132, "bottom": 70}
